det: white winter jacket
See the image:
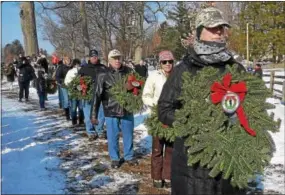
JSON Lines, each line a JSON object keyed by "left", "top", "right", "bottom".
{"left": 142, "top": 69, "right": 168, "bottom": 107}
{"left": 64, "top": 67, "right": 80, "bottom": 86}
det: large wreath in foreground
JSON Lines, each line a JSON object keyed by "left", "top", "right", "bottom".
{"left": 67, "top": 76, "right": 93, "bottom": 101}
{"left": 145, "top": 105, "right": 177, "bottom": 142}
{"left": 173, "top": 65, "right": 281, "bottom": 189}
{"left": 110, "top": 72, "right": 145, "bottom": 113}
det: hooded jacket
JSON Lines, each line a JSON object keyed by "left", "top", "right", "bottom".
{"left": 92, "top": 65, "right": 133, "bottom": 118}
{"left": 157, "top": 48, "right": 246, "bottom": 195}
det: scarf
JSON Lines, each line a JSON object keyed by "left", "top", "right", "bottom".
{"left": 193, "top": 38, "right": 232, "bottom": 64}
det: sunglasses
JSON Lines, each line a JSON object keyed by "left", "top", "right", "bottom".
{"left": 161, "top": 60, "right": 174, "bottom": 65}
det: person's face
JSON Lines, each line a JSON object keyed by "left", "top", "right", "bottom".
{"left": 200, "top": 25, "right": 225, "bottom": 42}
{"left": 90, "top": 56, "right": 98, "bottom": 64}
{"left": 139, "top": 60, "right": 144, "bottom": 65}
{"left": 63, "top": 57, "right": 71, "bottom": 65}
{"left": 160, "top": 59, "right": 174, "bottom": 73}
{"left": 109, "top": 56, "right": 121, "bottom": 69}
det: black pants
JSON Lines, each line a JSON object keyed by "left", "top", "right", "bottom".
{"left": 19, "top": 81, "right": 30, "bottom": 100}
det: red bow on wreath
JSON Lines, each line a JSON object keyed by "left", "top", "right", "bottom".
{"left": 210, "top": 73, "right": 256, "bottom": 137}
{"left": 80, "top": 77, "right": 88, "bottom": 96}
{"left": 127, "top": 74, "right": 144, "bottom": 96}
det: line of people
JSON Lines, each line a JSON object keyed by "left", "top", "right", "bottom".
{"left": 2, "top": 6, "right": 260, "bottom": 194}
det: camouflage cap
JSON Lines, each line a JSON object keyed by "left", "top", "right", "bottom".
{"left": 195, "top": 7, "right": 231, "bottom": 29}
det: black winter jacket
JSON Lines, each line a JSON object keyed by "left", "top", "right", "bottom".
{"left": 158, "top": 48, "right": 246, "bottom": 195}
{"left": 92, "top": 65, "right": 133, "bottom": 118}
{"left": 78, "top": 63, "right": 107, "bottom": 82}
{"left": 37, "top": 58, "right": 49, "bottom": 73}
{"left": 134, "top": 64, "right": 148, "bottom": 78}
{"left": 55, "top": 64, "right": 72, "bottom": 86}
{"left": 35, "top": 77, "right": 46, "bottom": 93}
{"left": 17, "top": 62, "right": 36, "bottom": 83}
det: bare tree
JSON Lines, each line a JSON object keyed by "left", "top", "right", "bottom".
{"left": 37, "top": 2, "right": 83, "bottom": 58}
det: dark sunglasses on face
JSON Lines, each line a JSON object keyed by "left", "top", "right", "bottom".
{"left": 161, "top": 60, "right": 174, "bottom": 65}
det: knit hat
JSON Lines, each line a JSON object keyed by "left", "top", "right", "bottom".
{"left": 158, "top": 50, "right": 174, "bottom": 62}
{"left": 89, "top": 49, "right": 99, "bottom": 57}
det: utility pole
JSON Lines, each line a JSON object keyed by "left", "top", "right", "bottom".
{"left": 246, "top": 23, "right": 249, "bottom": 68}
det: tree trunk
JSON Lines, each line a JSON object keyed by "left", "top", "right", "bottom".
{"left": 134, "top": 2, "right": 144, "bottom": 64}
{"left": 79, "top": 2, "right": 90, "bottom": 57}
{"left": 20, "top": 2, "right": 39, "bottom": 56}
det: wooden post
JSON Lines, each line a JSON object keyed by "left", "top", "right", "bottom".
{"left": 269, "top": 71, "right": 275, "bottom": 94}
{"left": 281, "top": 81, "right": 285, "bottom": 105}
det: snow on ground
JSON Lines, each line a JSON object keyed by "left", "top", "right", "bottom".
{"left": 262, "top": 70, "right": 285, "bottom": 194}
{"left": 1, "top": 79, "right": 152, "bottom": 194}
{"left": 1, "top": 97, "right": 65, "bottom": 194}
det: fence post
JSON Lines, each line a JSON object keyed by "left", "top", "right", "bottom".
{"left": 281, "top": 81, "right": 285, "bottom": 105}
{"left": 270, "top": 71, "right": 275, "bottom": 94}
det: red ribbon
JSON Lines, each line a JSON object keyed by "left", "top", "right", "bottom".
{"left": 210, "top": 73, "right": 256, "bottom": 137}
{"left": 127, "top": 75, "right": 144, "bottom": 96}
{"left": 162, "top": 124, "right": 169, "bottom": 128}
{"left": 80, "top": 77, "right": 87, "bottom": 96}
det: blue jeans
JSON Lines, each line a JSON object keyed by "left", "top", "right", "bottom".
{"left": 248, "top": 173, "right": 264, "bottom": 191}
{"left": 96, "top": 103, "right": 105, "bottom": 135}
{"left": 58, "top": 85, "right": 63, "bottom": 108}
{"left": 71, "top": 99, "right": 83, "bottom": 119}
{"left": 82, "top": 100, "right": 96, "bottom": 135}
{"left": 60, "top": 87, "right": 69, "bottom": 109}
{"left": 82, "top": 100, "right": 105, "bottom": 135}
{"left": 105, "top": 115, "right": 134, "bottom": 161}
{"left": 38, "top": 92, "right": 45, "bottom": 108}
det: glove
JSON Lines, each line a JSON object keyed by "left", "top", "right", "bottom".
{"left": 125, "top": 82, "right": 134, "bottom": 90}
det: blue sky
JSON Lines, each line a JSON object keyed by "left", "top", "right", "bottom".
{"left": 1, "top": 2, "right": 55, "bottom": 54}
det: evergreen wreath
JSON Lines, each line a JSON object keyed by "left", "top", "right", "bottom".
{"left": 173, "top": 65, "right": 281, "bottom": 189}
{"left": 110, "top": 72, "right": 145, "bottom": 113}
{"left": 145, "top": 105, "right": 176, "bottom": 142}
{"left": 67, "top": 76, "right": 93, "bottom": 100}
{"left": 46, "top": 79, "right": 57, "bottom": 94}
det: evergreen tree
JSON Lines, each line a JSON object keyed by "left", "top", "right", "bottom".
{"left": 235, "top": 2, "right": 285, "bottom": 62}
{"left": 3, "top": 40, "right": 25, "bottom": 63}
{"left": 166, "top": 2, "right": 197, "bottom": 60}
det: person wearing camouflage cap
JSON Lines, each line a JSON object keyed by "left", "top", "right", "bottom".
{"left": 157, "top": 7, "right": 246, "bottom": 195}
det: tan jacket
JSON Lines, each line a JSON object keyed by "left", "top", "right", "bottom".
{"left": 142, "top": 69, "right": 168, "bottom": 107}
